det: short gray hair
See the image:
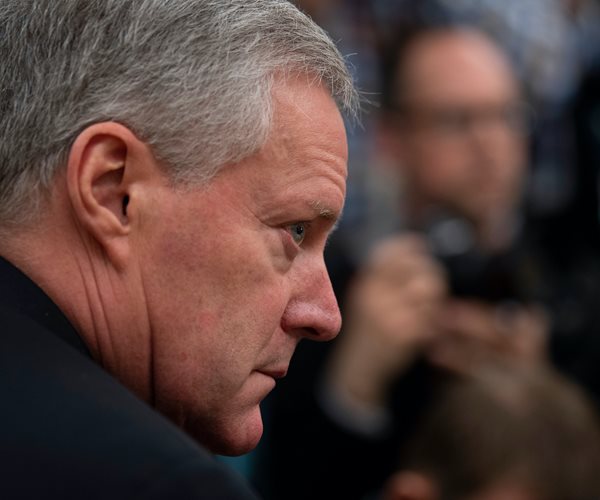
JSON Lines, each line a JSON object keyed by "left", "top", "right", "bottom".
{"left": 0, "top": 0, "right": 358, "bottom": 226}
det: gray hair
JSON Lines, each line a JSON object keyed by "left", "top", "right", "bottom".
{"left": 0, "top": 0, "right": 358, "bottom": 226}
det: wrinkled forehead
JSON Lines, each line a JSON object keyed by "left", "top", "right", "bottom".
{"left": 268, "top": 76, "right": 348, "bottom": 168}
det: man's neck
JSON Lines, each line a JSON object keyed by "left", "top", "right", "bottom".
{"left": 0, "top": 218, "right": 154, "bottom": 404}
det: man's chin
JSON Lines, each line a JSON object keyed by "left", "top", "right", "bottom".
{"left": 215, "top": 430, "right": 263, "bottom": 457}
{"left": 187, "top": 407, "right": 264, "bottom": 456}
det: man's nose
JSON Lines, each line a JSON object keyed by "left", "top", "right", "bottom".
{"left": 280, "top": 259, "right": 342, "bottom": 342}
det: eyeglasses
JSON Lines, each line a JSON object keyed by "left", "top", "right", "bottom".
{"left": 392, "top": 101, "right": 534, "bottom": 138}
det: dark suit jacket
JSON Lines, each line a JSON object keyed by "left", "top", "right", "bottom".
{"left": 0, "top": 257, "right": 259, "bottom": 499}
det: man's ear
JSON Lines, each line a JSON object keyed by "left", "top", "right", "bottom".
{"left": 382, "top": 471, "right": 439, "bottom": 500}
{"left": 66, "top": 122, "right": 156, "bottom": 269}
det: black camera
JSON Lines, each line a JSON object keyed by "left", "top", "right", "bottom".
{"left": 426, "top": 217, "right": 526, "bottom": 303}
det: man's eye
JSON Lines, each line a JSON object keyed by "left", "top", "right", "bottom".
{"left": 287, "top": 222, "right": 307, "bottom": 245}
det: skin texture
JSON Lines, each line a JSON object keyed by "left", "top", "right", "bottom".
{"left": 141, "top": 78, "right": 348, "bottom": 454}
{"left": 2, "top": 76, "right": 348, "bottom": 455}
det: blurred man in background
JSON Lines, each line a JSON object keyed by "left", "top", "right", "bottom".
{"left": 327, "top": 26, "right": 548, "bottom": 419}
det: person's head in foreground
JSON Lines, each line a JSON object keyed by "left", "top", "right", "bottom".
{"left": 383, "top": 362, "right": 600, "bottom": 500}
{"left": 0, "top": 0, "right": 358, "bottom": 456}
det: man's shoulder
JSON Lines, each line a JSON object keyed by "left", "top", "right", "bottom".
{"left": 0, "top": 305, "right": 258, "bottom": 499}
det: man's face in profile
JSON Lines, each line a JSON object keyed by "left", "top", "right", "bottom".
{"left": 133, "top": 78, "right": 347, "bottom": 455}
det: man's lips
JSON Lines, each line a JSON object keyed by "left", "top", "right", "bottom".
{"left": 256, "top": 366, "right": 288, "bottom": 380}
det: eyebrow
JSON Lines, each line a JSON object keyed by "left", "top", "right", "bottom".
{"left": 309, "top": 200, "right": 343, "bottom": 236}
{"left": 309, "top": 200, "right": 341, "bottom": 221}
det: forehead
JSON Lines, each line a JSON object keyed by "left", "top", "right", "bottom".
{"left": 208, "top": 77, "right": 348, "bottom": 218}
{"left": 269, "top": 75, "right": 348, "bottom": 164}
{"left": 398, "top": 30, "right": 519, "bottom": 105}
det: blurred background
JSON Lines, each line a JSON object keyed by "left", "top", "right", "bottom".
{"left": 221, "top": 1, "right": 600, "bottom": 499}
